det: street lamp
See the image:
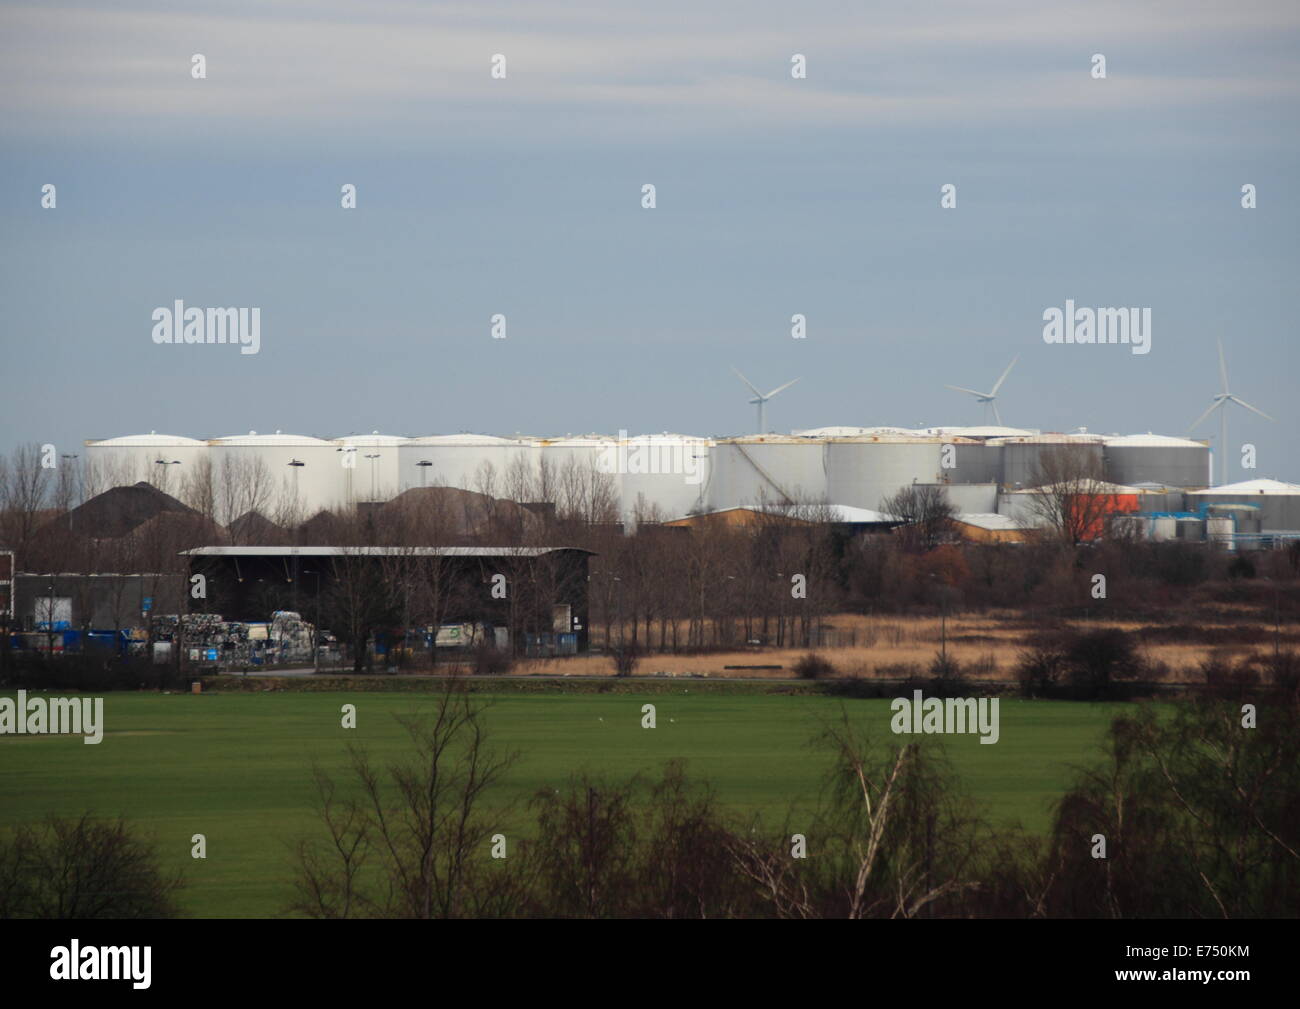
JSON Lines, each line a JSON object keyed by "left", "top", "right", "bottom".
{"left": 287, "top": 458, "right": 306, "bottom": 533}
{"left": 61, "top": 453, "right": 80, "bottom": 533}
{"left": 364, "top": 453, "right": 381, "bottom": 501}
{"left": 417, "top": 459, "right": 433, "bottom": 488}
{"left": 303, "top": 570, "right": 322, "bottom": 671}
{"left": 613, "top": 576, "right": 623, "bottom": 646}
{"left": 928, "top": 573, "right": 948, "bottom": 665}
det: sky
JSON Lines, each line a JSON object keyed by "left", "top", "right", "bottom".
{"left": 2, "top": 0, "right": 1297, "bottom": 481}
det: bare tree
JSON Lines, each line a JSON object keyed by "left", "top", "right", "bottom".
{"left": 0, "top": 814, "right": 184, "bottom": 919}
{"left": 179, "top": 455, "right": 217, "bottom": 525}
{"left": 218, "top": 456, "right": 275, "bottom": 534}
{"left": 880, "top": 484, "right": 956, "bottom": 553}
{"left": 727, "top": 717, "right": 983, "bottom": 918}
{"left": 1023, "top": 443, "right": 1112, "bottom": 545}
{"left": 0, "top": 444, "right": 53, "bottom": 560}
{"left": 288, "top": 679, "right": 521, "bottom": 918}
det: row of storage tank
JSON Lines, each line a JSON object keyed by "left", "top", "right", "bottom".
{"left": 83, "top": 428, "right": 1213, "bottom": 523}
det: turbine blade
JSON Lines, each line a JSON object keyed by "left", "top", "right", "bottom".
{"left": 944, "top": 385, "right": 985, "bottom": 397}
{"left": 990, "top": 356, "right": 1018, "bottom": 396}
{"left": 1187, "top": 400, "right": 1220, "bottom": 433}
{"left": 1218, "top": 338, "right": 1229, "bottom": 393}
{"left": 1229, "top": 396, "right": 1274, "bottom": 422}
{"left": 993, "top": 402, "right": 1003, "bottom": 426}
{"left": 765, "top": 377, "right": 801, "bottom": 399}
{"left": 730, "top": 366, "right": 762, "bottom": 398}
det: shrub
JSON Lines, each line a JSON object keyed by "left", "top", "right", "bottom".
{"left": 1016, "top": 634, "right": 1068, "bottom": 698}
{"left": 472, "top": 642, "right": 513, "bottom": 676}
{"left": 1200, "top": 653, "right": 1259, "bottom": 701}
{"left": 610, "top": 643, "right": 640, "bottom": 678}
{"left": 0, "top": 815, "right": 184, "bottom": 919}
{"left": 1065, "top": 628, "right": 1144, "bottom": 700}
{"left": 825, "top": 676, "right": 886, "bottom": 699}
{"left": 1227, "top": 554, "right": 1257, "bottom": 580}
{"left": 793, "top": 653, "right": 836, "bottom": 680}
{"left": 927, "top": 653, "right": 971, "bottom": 698}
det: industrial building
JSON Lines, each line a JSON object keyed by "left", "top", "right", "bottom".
{"left": 81, "top": 425, "right": 1298, "bottom": 546}
{"left": 184, "top": 545, "right": 593, "bottom": 654}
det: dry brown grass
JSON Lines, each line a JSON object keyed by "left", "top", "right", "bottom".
{"left": 514, "top": 612, "right": 1297, "bottom": 682}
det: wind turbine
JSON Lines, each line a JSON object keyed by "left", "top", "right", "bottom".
{"left": 1188, "top": 338, "right": 1273, "bottom": 486}
{"left": 945, "top": 356, "right": 1017, "bottom": 426}
{"left": 731, "top": 367, "right": 800, "bottom": 434}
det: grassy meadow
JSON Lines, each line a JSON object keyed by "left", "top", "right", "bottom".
{"left": 0, "top": 689, "right": 1132, "bottom": 917}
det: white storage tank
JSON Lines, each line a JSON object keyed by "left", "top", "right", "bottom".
{"left": 824, "top": 436, "right": 946, "bottom": 511}
{"left": 401, "top": 434, "right": 534, "bottom": 496}
{"left": 619, "top": 433, "right": 710, "bottom": 522}
{"left": 1206, "top": 516, "right": 1235, "bottom": 549}
{"left": 332, "top": 433, "right": 409, "bottom": 504}
{"left": 209, "top": 432, "right": 343, "bottom": 521}
{"left": 705, "top": 436, "right": 828, "bottom": 510}
{"left": 83, "top": 433, "right": 209, "bottom": 500}
{"left": 1151, "top": 516, "right": 1178, "bottom": 542}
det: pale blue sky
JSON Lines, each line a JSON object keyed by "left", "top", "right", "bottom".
{"left": 2, "top": 1, "right": 1297, "bottom": 479}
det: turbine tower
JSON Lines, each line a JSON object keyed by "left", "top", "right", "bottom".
{"left": 731, "top": 367, "right": 800, "bottom": 434}
{"left": 945, "top": 356, "right": 1017, "bottom": 426}
{"left": 1188, "top": 338, "right": 1273, "bottom": 486}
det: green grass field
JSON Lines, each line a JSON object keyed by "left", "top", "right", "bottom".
{"left": 0, "top": 690, "right": 1130, "bottom": 917}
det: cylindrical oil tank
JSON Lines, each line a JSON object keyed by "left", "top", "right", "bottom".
{"left": 1103, "top": 434, "right": 1210, "bottom": 489}
{"left": 1151, "top": 516, "right": 1177, "bottom": 541}
{"left": 936, "top": 482, "right": 999, "bottom": 514}
{"left": 527, "top": 436, "right": 622, "bottom": 519}
{"left": 83, "top": 433, "right": 209, "bottom": 499}
{"left": 705, "top": 436, "right": 828, "bottom": 511}
{"left": 823, "top": 437, "right": 946, "bottom": 511}
{"left": 1190, "top": 483, "right": 1300, "bottom": 533}
{"left": 994, "top": 435, "right": 1105, "bottom": 489}
{"left": 331, "top": 433, "right": 409, "bottom": 504}
{"left": 533, "top": 436, "right": 616, "bottom": 477}
{"left": 209, "top": 432, "right": 343, "bottom": 521}
{"left": 1206, "top": 516, "right": 1235, "bottom": 548}
{"left": 401, "top": 434, "right": 534, "bottom": 496}
{"left": 941, "top": 437, "right": 1001, "bottom": 485}
{"left": 619, "top": 433, "right": 710, "bottom": 521}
